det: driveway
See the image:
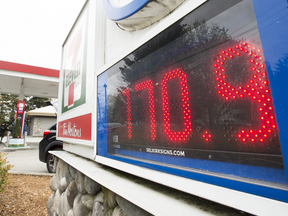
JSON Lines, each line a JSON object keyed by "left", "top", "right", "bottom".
{"left": 0, "top": 136, "right": 53, "bottom": 176}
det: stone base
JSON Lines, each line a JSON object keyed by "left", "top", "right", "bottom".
{"left": 48, "top": 158, "right": 152, "bottom": 216}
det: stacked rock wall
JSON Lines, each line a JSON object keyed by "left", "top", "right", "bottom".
{"left": 47, "top": 158, "right": 152, "bottom": 216}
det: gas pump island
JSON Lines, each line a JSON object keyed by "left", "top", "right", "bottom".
{"left": 6, "top": 101, "right": 26, "bottom": 147}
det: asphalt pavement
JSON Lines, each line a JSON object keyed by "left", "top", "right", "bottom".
{"left": 0, "top": 136, "right": 54, "bottom": 176}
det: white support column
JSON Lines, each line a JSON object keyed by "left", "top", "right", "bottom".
{"left": 19, "top": 78, "right": 25, "bottom": 100}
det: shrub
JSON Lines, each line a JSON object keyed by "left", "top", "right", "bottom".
{"left": 13, "top": 118, "right": 21, "bottom": 138}
{"left": 0, "top": 152, "right": 12, "bottom": 192}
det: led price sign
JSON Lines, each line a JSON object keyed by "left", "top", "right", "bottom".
{"left": 97, "top": 0, "right": 287, "bottom": 192}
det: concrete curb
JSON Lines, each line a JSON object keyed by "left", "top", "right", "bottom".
{"left": 9, "top": 171, "right": 55, "bottom": 177}
{"left": 4, "top": 146, "right": 31, "bottom": 151}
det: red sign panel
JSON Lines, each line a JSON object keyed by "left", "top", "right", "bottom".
{"left": 16, "top": 101, "right": 25, "bottom": 114}
{"left": 58, "top": 113, "right": 91, "bottom": 140}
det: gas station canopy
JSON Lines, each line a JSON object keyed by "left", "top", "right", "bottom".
{"left": 0, "top": 60, "right": 59, "bottom": 98}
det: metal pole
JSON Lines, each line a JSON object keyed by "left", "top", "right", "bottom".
{"left": 6, "top": 131, "right": 10, "bottom": 147}
{"left": 24, "top": 131, "right": 27, "bottom": 147}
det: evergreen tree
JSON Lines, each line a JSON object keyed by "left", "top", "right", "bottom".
{"left": 13, "top": 118, "right": 21, "bottom": 138}
{"left": 0, "top": 94, "right": 18, "bottom": 128}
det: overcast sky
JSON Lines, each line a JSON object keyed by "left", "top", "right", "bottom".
{"left": 0, "top": 0, "right": 86, "bottom": 70}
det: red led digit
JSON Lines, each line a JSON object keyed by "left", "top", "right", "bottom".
{"left": 135, "top": 80, "right": 156, "bottom": 140}
{"left": 122, "top": 88, "right": 132, "bottom": 139}
{"left": 214, "top": 42, "right": 277, "bottom": 143}
{"left": 161, "top": 69, "right": 192, "bottom": 141}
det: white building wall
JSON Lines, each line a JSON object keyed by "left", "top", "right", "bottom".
{"left": 30, "top": 116, "right": 56, "bottom": 136}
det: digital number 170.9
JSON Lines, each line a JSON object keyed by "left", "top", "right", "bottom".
{"left": 122, "top": 42, "right": 276, "bottom": 143}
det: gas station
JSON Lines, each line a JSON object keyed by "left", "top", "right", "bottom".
{"left": 0, "top": 60, "right": 59, "bottom": 140}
